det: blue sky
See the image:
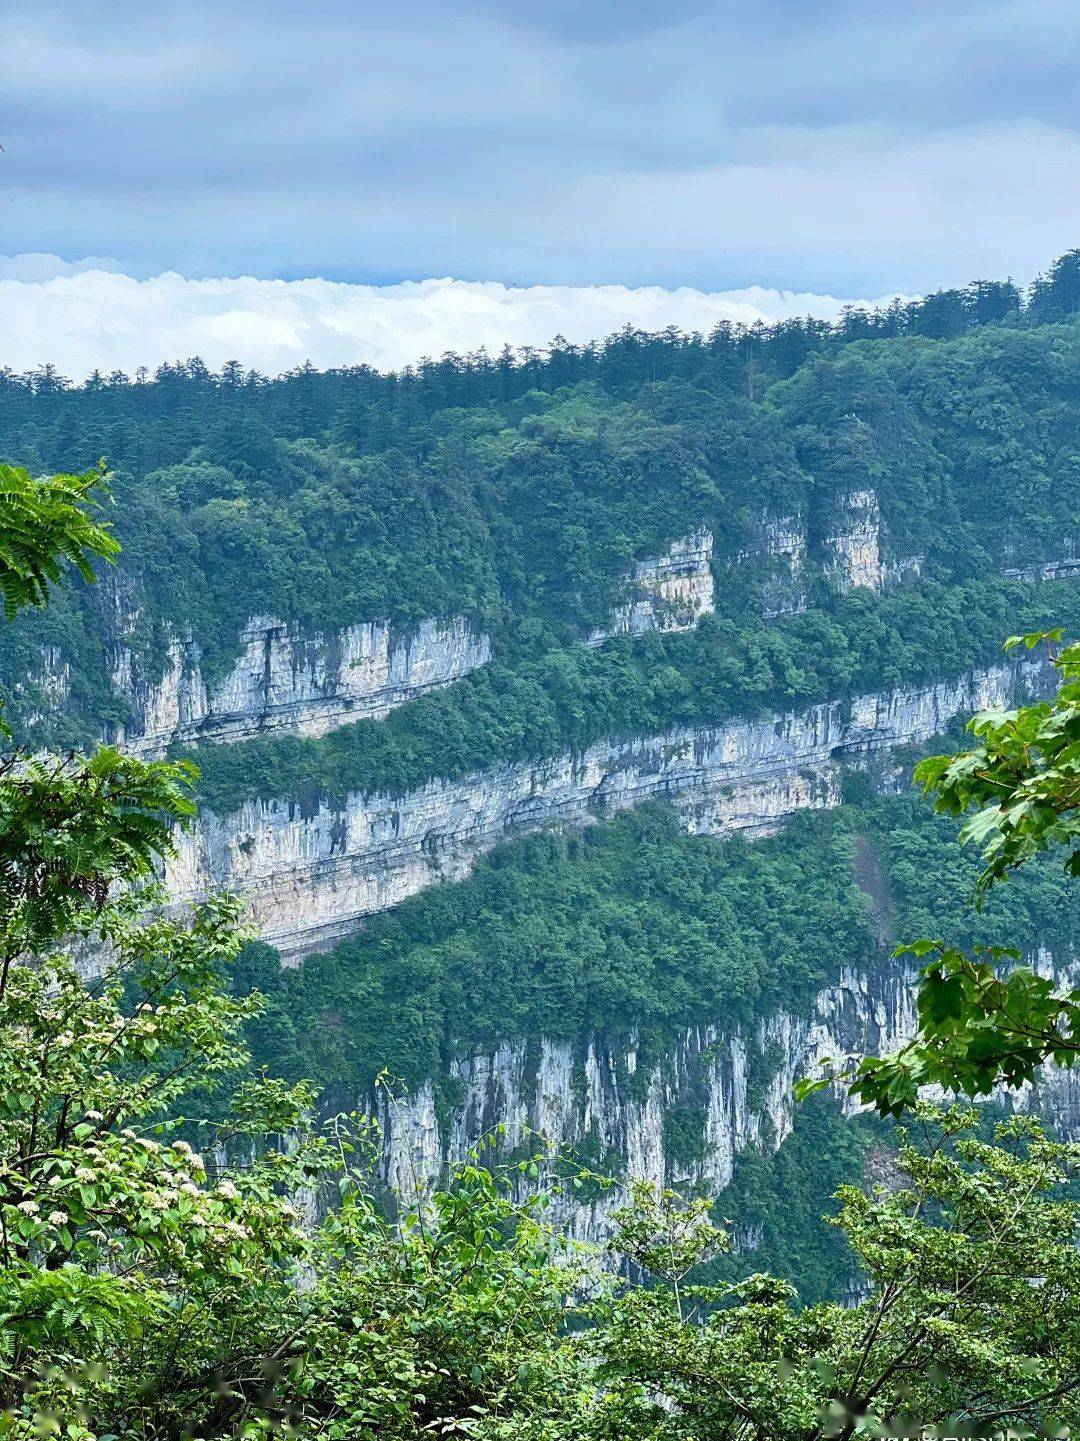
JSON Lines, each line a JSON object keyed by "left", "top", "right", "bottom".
{"left": 3, "top": 0, "right": 1080, "bottom": 373}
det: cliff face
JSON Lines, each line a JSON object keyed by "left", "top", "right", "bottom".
{"left": 1005, "top": 553, "right": 1080, "bottom": 583}
{"left": 45, "top": 495, "right": 958, "bottom": 754}
{"left": 106, "top": 530, "right": 717, "bottom": 752}
{"left": 587, "top": 530, "right": 716, "bottom": 645}
{"left": 109, "top": 615, "right": 491, "bottom": 756}
{"left": 375, "top": 965, "right": 914, "bottom": 1243}
{"left": 166, "top": 658, "right": 1045, "bottom": 958}
{"left": 822, "top": 488, "right": 924, "bottom": 593}
{"left": 16, "top": 646, "right": 71, "bottom": 731}
{"left": 372, "top": 952, "right": 1079, "bottom": 1247}
{"left": 584, "top": 496, "right": 928, "bottom": 647}
{"left": 717, "top": 495, "right": 924, "bottom": 620}
{"left": 755, "top": 515, "right": 808, "bottom": 617}
{"left": 13, "top": 486, "right": 1069, "bottom": 760}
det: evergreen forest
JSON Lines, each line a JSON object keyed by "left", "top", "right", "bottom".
{"left": 2, "top": 252, "right": 1080, "bottom": 1436}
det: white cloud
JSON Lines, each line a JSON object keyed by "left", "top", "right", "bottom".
{"left": 0, "top": 253, "right": 125, "bottom": 282}
{"left": 0, "top": 262, "right": 904, "bottom": 380}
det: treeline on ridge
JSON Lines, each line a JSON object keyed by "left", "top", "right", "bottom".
{"left": 0, "top": 248, "right": 1078, "bottom": 716}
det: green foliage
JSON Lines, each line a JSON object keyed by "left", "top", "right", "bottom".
{"left": 829, "top": 635, "right": 1080, "bottom": 1118}
{"left": 190, "top": 575, "right": 1080, "bottom": 814}
{"left": 0, "top": 463, "right": 199, "bottom": 961}
{"left": 915, "top": 630, "right": 1080, "bottom": 891}
{"left": 0, "top": 748, "right": 196, "bottom": 957}
{"left": 707, "top": 1098, "right": 873, "bottom": 1305}
{"left": 0, "top": 463, "right": 123, "bottom": 746}
{"left": 596, "top": 1108, "right": 1080, "bottom": 1441}
{"left": 9, "top": 271, "right": 1080, "bottom": 1437}
{"left": 5, "top": 284, "right": 1080, "bottom": 753}
{"left": 0, "top": 898, "right": 328, "bottom": 1407}
{"left": 275, "top": 1144, "right": 591, "bottom": 1440}
{"left": 0, "top": 462, "right": 117, "bottom": 623}
{"left": 2, "top": 448, "right": 1080, "bottom": 1437}
{"left": 237, "top": 805, "right": 875, "bottom": 1094}
{"left": 0, "top": 467, "right": 333, "bottom": 1430}
{"left": 661, "top": 1106, "right": 709, "bottom": 1171}
{"left": 610, "top": 1180, "right": 727, "bottom": 1321}
{"left": 846, "top": 941, "right": 1080, "bottom": 1116}
{"left": 9, "top": 1066, "right": 1079, "bottom": 1437}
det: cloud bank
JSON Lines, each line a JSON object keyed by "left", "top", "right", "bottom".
{"left": 5, "top": 3, "right": 1080, "bottom": 294}
{"left": 0, "top": 258, "right": 904, "bottom": 380}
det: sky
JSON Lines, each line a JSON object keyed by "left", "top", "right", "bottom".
{"left": 3, "top": 0, "right": 1079, "bottom": 376}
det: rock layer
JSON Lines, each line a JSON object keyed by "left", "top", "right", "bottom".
{"left": 587, "top": 530, "right": 716, "bottom": 645}
{"left": 110, "top": 615, "right": 491, "bottom": 756}
{"left": 1005, "top": 553, "right": 1080, "bottom": 583}
{"left": 167, "top": 657, "right": 1046, "bottom": 958}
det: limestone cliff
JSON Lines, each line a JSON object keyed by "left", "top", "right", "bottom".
{"left": 109, "top": 614, "right": 491, "bottom": 756}
{"left": 16, "top": 492, "right": 1011, "bottom": 754}
{"left": 167, "top": 657, "right": 1046, "bottom": 958}
{"left": 1005, "top": 552, "right": 1080, "bottom": 583}
{"left": 373, "top": 951, "right": 1079, "bottom": 1248}
{"left": 106, "top": 531, "right": 716, "bottom": 752}
{"left": 103, "top": 500, "right": 907, "bottom": 758}
{"left": 15, "top": 646, "right": 71, "bottom": 731}
{"left": 587, "top": 530, "right": 716, "bottom": 645}
{"left": 822, "top": 488, "right": 923, "bottom": 593}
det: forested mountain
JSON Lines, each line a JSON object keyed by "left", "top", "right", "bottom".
{"left": 3, "top": 250, "right": 1080, "bottom": 1305}
{"left": 2, "top": 247, "right": 1079, "bottom": 719}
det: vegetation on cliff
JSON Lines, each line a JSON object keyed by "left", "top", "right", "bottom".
{"left": 815, "top": 630, "right": 1080, "bottom": 1118}
{"left": 3, "top": 250, "right": 1080, "bottom": 1432}
{"left": 235, "top": 790, "right": 1079, "bottom": 1101}
{"left": 2, "top": 250, "right": 1080, "bottom": 758}
{"left": 186, "top": 573, "right": 1080, "bottom": 812}
{"left": 1, "top": 459, "right": 1080, "bottom": 1434}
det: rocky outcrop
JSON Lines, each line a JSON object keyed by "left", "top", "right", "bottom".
{"left": 585, "top": 501, "right": 929, "bottom": 642}
{"left": 822, "top": 489, "right": 923, "bottom": 593}
{"left": 1004, "top": 552, "right": 1080, "bottom": 583}
{"left": 718, "top": 498, "right": 920, "bottom": 612}
{"left": 15, "top": 646, "right": 71, "bottom": 730}
{"left": 166, "top": 657, "right": 1047, "bottom": 959}
{"left": 587, "top": 531, "right": 715, "bottom": 645}
{"left": 373, "top": 952, "right": 1079, "bottom": 1247}
{"left": 375, "top": 965, "right": 913, "bottom": 1242}
{"left": 756, "top": 515, "right": 808, "bottom": 617}
{"left": 104, "top": 531, "right": 715, "bottom": 752}
{"left": 824, "top": 488, "right": 885, "bottom": 592}
{"left": 722, "top": 515, "right": 808, "bottom": 618}
{"left": 109, "top": 615, "right": 491, "bottom": 756}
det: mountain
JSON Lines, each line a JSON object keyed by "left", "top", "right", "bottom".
{"left": 3, "top": 255, "right": 1080, "bottom": 1293}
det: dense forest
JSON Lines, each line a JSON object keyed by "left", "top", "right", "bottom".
{"left": 2, "top": 254, "right": 1080, "bottom": 1435}
{"left": 1, "top": 250, "right": 1080, "bottom": 750}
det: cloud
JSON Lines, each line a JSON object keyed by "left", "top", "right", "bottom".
{"left": 0, "top": 262, "right": 905, "bottom": 379}
{"left": 0, "top": 253, "right": 124, "bottom": 281}
{"left": 3, "top": 2, "right": 1079, "bottom": 293}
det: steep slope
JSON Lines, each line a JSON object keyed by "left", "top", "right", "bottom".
{"left": 5, "top": 294, "right": 1080, "bottom": 1296}
{"left": 168, "top": 652, "right": 1049, "bottom": 957}
{"left": 235, "top": 790, "right": 1079, "bottom": 1275}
